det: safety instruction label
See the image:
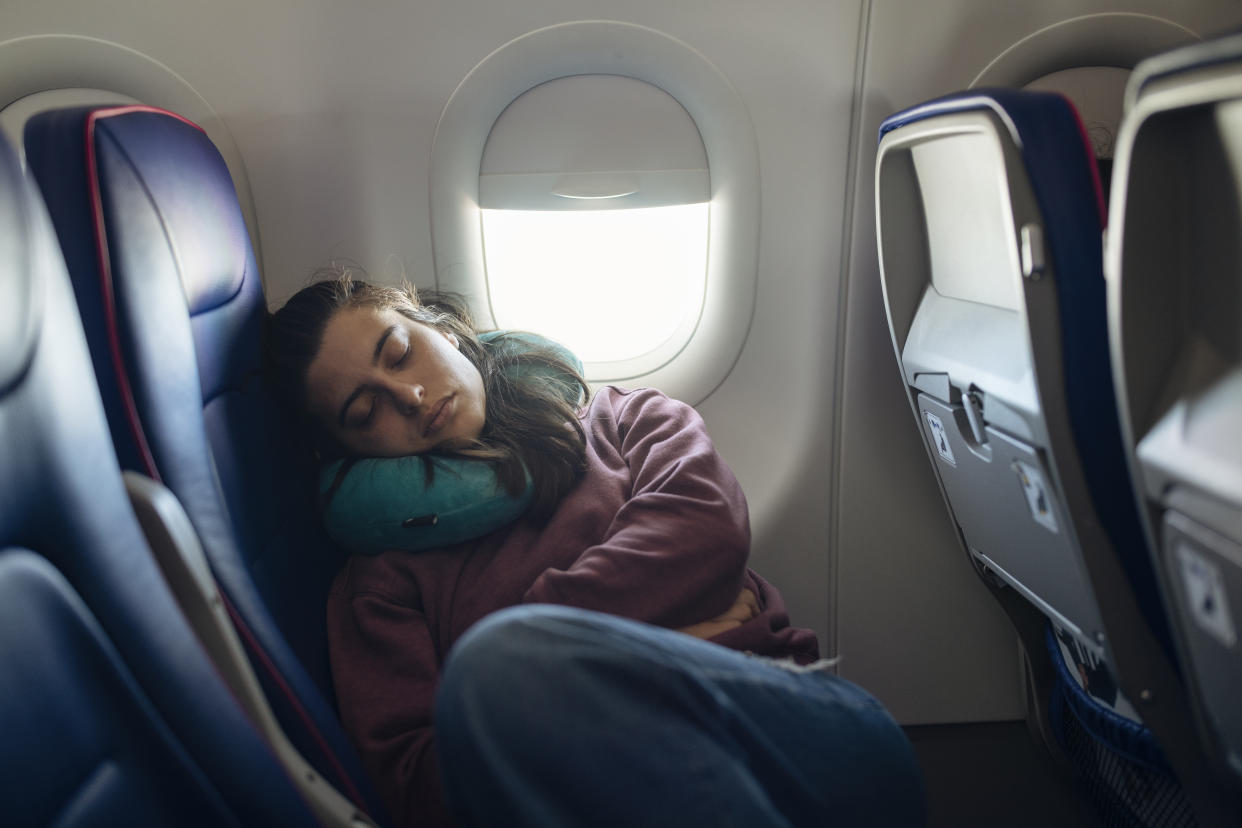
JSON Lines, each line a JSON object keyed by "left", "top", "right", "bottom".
{"left": 1175, "top": 542, "right": 1237, "bottom": 649}
{"left": 923, "top": 410, "right": 955, "bottom": 465}
{"left": 1012, "top": 460, "right": 1058, "bottom": 533}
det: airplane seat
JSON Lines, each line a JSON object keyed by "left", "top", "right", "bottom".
{"left": 0, "top": 129, "right": 321, "bottom": 826}
{"left": 23, "top": 105, "right": 389, "bottom": 823}
{"left": 874, "top": 89, "right": 1202, "bottom": 825}
{"left": 1109, "top": 31, "right": 1242, "bottom": 799}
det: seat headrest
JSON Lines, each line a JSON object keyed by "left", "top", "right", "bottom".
{"left": 1127, "top": 30, "right": 1242, "bottom": 111}
{"left": 90, "top": 107, "right": 250, "bottom": 316}
{"left": 0, "top": 136, "right": 43, "bottom": 394}
{"left": 878, "top": 88, "right": 1106, "bottom": 229}
{"left": 879, "top": 88, "right": 1060, "bottom": 145}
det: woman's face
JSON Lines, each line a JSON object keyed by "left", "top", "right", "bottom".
{"left": 305, "top": 305, "right": 486, "bottom": 457}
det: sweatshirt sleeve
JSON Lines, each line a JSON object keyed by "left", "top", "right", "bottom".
{"left": 326, "top": 568, "right": 455, "bottom": 828}
{"left": 523, "top": 388, "right": 750, "bottom": 629}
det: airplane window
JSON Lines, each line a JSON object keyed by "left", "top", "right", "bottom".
{"left": 431, "top": 21, "right": 758, "bottom": 402}
{"left": 478, "top": 74, "right": 710, "bottom": 370}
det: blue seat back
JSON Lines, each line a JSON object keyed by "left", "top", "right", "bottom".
{"left": 25, "top": 105, "right": 386, "bottom": 821}
{"left": 874, "top": 89, "right": 1223, "bottom": 825}
{"left": 0, "top": 130, "right": 317, "bottom": 827}
{"left": 876, "top": 89, "right": 1166, "bottom": 664}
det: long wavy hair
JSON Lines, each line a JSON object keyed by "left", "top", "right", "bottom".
{"left": 266, "top": 267, "right": 589, "bottom": 521}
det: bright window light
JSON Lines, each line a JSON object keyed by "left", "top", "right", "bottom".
{"left": 481, "top": 203, "right": 709, "bottom": 365}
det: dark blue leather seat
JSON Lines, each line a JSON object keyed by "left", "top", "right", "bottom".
{"left": 0, "top": 130, "right": 318, "bottom": 826}
{"left": 24, "top": 105, "right": 388, "bottom": 823}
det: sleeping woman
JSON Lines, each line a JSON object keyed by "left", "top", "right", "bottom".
{"left": 268, "top": 271, "right": 924, "bottom": 828}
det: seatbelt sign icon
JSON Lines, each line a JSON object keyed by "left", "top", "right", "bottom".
{"left": 1175, "top": 541, "right": 1237, "bottom": 649}
{"left": 1012, "top": 460, "right": 1058, "bottom": 533}
{"left": 923, "top": 410, "right": 955, "bottom": 465}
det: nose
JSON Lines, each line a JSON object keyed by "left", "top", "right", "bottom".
{"left": 390, "top": 381, "right": 425, "bottom": 414}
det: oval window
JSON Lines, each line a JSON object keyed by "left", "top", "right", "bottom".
{"left": 430, "top": 21, "right": 759, "bottom": 403}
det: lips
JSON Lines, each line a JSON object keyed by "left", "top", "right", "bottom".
{"left": 423, "top": 394, "right": 454, "bottom": 438}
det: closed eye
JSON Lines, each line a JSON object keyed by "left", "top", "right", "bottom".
{"left": 391, "top": 341, "right": 411, "bottom": 369}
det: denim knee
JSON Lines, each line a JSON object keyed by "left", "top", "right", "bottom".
{"left": 435, "top": 605, "right": 926, "bottom": 827}
{"left": 437, "top": 604, "right": 585, "bottom": 738}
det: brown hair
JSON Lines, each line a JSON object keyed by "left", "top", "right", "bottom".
{"left": 266, "top": 267, "right": 589, "bottom": 521}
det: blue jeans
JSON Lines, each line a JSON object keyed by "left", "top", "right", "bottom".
{"left": 435, "top": 605, "right": 925, "bottom": 827}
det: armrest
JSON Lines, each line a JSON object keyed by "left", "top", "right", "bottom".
{"left": 123, "top": 471, "right": 376, "bottom": 828}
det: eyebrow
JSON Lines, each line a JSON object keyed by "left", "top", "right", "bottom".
{"left": 336, "top": 324, "right": 399, "bottom": 427}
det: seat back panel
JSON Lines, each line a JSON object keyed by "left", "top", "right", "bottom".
{"left": 916, "top": 392, "right": 1101, "bottom": 641}
{"left": 877, "top": 94, "right": 1111, "bottom": 659}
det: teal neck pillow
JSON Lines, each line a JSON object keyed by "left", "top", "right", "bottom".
{"left": 318, "top": 332, "right": 582, "bottom": 555}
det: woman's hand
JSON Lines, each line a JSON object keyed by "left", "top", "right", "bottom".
{"left": 675, "top": 588, "right": 759, "bottom": 640}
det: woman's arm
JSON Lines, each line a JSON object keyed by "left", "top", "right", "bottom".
{"left": 327, "top": 582, "right": 451, "bottom": 828}
{"left": 523, "top": 388, "right": 751, "bottom": 629}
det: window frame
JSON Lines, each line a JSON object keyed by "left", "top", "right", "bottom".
{"left": 429, "top": 20, "right": 759, "bottom": 402}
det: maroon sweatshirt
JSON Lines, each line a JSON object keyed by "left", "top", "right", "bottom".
{"left": 326, "top": 386, "right": 819, "bottom": 827}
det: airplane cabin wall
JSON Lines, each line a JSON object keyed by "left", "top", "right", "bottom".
{"left": 5, "top": 0, "right": 1242, "bottom": 731}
